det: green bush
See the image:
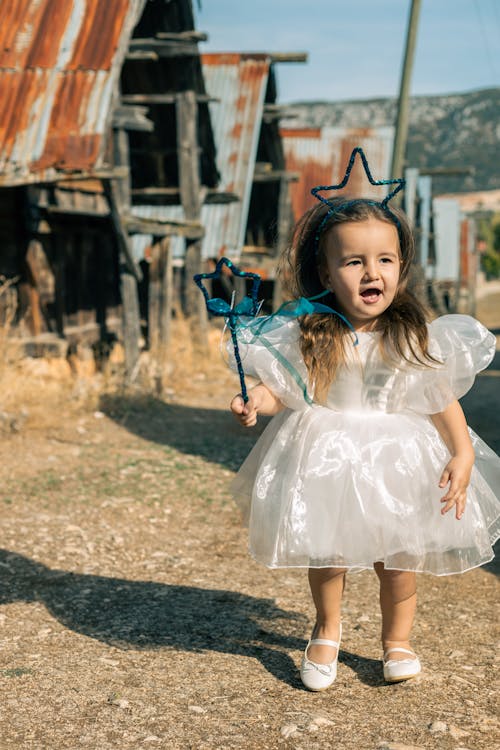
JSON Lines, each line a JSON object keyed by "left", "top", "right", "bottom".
{"left": 481, "top": 248, "right": 500, "bottom": 279}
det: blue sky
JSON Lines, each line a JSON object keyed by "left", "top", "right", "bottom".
{"left": 194, "top": 0, "right": 500, "bottom": 102}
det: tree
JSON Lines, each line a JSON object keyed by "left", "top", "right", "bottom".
{"left": 479, "top": 214, "right": 500, "bottom": 280}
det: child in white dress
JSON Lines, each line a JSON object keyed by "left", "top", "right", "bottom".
{"left": 229, "top": 190, "right": 500, "bottom": 690}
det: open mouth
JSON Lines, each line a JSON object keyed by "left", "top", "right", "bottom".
{"left": 360, "top": 288, "right": 382, "bottom": 303}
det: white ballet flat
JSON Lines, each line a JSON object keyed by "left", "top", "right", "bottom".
{"left": 300, "top": 624, "right": 342, "bottom": 691}
{"left": 383, "top": 647, "right": 421, "bottom": 683}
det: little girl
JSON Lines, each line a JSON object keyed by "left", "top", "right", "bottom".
{"left": 228, "top": 186, "right": 500, "bottom": 690}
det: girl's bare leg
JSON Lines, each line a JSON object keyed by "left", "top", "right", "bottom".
{"left": 374, "top": 563, "right": 417, "bottom": 660}
{"left": 307, "top": 567, "right": 346, "bottom": 663}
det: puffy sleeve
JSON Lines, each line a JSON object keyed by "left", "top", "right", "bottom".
{"left": 404, "top": 314, "right": 496, "bottom": 414}
{"left": 227, "top": 317, "right": 311, "bottom": 410}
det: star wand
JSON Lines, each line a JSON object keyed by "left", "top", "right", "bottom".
{"left": 193, "top": 257, "right": 262, "bottom": 403}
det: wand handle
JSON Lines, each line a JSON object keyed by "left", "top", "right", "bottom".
{"left": 229, "top": 320, "right": 248, "bottom": 404}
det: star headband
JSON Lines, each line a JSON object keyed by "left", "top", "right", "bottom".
{"left": 311, "top": 146, "right": 405, "bottom": 254}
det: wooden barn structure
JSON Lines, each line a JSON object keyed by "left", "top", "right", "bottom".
{"left": 131, "top": 50, "right": 307, "bottom": 312}
{"left": 0, "top": 0, "right": 219, "bottom": 378}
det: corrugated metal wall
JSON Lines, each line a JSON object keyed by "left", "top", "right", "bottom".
{"left": 281, "top": 126, "right": 395, "bottom": 221}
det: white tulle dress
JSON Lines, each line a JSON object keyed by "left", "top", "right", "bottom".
{"left": 230, "top": 314, "right": 500, "bottom": 575}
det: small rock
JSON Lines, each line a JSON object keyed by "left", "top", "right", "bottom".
{"left": 478, "top": 722, "right": 495, "bottom": 733}
{"left": 188, "top": 705, "right": 206, "bottom": 714}
{"left": 428, "top": 721, "right": 448, "bottom": 733}
{"left": 143, "top": 737, "right": 161, "bottom": 743}
{"left": 448, "top": 650, "right": 465, "bottom": 659}
{"left": 358, "top": 614, "right": 370, "bottom": 622}
{"left": 114, "top": 699, "right": 129, "bottom": 709}
{"left": 93, "top": 410, "right": 105, "bottom": 419}
{"left": 281, "top": 724, "right": 299, "bottom": 739}
{"left": 309, "top": 716, "right": 334, "bottom": 728}
{"left": 377, "top": 743, "right": 426, "bottom": 750}
{"left": 449, "top": 725, "right": 469, "bottom": 740}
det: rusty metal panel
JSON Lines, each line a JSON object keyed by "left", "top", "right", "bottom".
{"left": 0, "top": 0, "right": 145, "bottom": 186}
{"left": 281, "top": 126, "right": 394, "bottom": 221}
{"left": 131, "top": 53, "right": 272, "bottom": 261}
{"left": 201, "top": 53, "right": 270, "bottom": 258}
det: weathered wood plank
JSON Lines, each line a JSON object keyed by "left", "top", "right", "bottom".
{"left": 109, "top": 126, "right": 142, "bottom": 382}
{"left": 121, "top": 93, "right": 215, "bottom": 105}
{"left": 102, "top": 178, "right": 142, "bottom": 282}
{"left": 112, "top": 105, "right": 154, "bottom": 132}
{"left": 273, "top": 176, "right": 294, "bottom": 310}
{"left": 126, "top": 217, "right": 204, "bottom": 239}
{"left": 120, "top": 267, "right": 141, "bottom": 382}
{"left": 175, "top": 90, "right": 207, "bottom": 345}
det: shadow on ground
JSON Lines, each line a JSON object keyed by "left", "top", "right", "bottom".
{"left": 0, "top": 548, "right": 305, "bottom": 687}
{"left": 461, "top": 347, "right": 500, "bottom": 454}
{"left": 99, "top": 393, "right": 268, "bottom": 472}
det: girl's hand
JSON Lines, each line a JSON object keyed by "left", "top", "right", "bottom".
{"left": 438, "top": 454, "right": 474, "bottom": 520}
{"left": 230, "top": 394, "right": 257, "bottom": 427}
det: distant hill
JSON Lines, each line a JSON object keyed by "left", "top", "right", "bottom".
{"left": 284, "top": 88, "right": 500, "bottom": 195}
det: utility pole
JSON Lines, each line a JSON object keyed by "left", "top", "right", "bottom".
{"left": 391, "top": 0, "right": 422, "bottom": 188}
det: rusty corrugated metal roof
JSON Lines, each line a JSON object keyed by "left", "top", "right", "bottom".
{"left": 280, "top": 126, "right": 395, "bottom": 220}
{"left": 0, "top": 0, "right": 145, "bottom": 186}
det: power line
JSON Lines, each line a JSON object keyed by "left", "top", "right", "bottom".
{"left": 473, "top": 0, "right": 499, "bottom": 79}
{"left": 490, "top": 0, "right": 500, "bottom": 39}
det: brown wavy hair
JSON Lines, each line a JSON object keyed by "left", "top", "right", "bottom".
{"left": 278, "top": 197, "right": 438, "bottom": 402}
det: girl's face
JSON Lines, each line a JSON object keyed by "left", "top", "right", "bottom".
{"left": 320, "top": 218, "right": 401, "bottom": 331}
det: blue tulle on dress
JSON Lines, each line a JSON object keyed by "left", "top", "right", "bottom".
{"left": 229, "top": 314, "right": 500, "bottom": 575}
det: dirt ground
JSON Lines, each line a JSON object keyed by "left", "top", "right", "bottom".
{"left": 0, "top": 293, "right": 499, "bottom": 750}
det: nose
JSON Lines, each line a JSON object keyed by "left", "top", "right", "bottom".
{"left": 363, "top": 261, "right": 380, "bottom": 280}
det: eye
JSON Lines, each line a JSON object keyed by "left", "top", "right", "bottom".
{"left": 380, "top": 257, "right": 394, "bottom": 263}
{"left": 346, "top": 259, "right": 361, "bottom": 266}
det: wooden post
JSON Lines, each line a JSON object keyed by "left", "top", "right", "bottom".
{"left": 149, "top": 237, "right": 173, "bottom": 394}
{"left": 108, "top": 126, "right": 143, "bottom": 383}
{"left": 273, "top": 176, "right": 294, "bottom": 310}
{"left": 54, "top": 234, "right": 66, "bottom": 337}
{"left": 176, "top": 90, "right": 207, "bottom": 346}
{"left": 158, "top": 237, "right": 173, "bottom": 351}
{"left": 391, "top": 0, "right": 422, "bottom": 192}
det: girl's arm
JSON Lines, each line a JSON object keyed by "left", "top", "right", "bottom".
{"left": 430, "top": 400, "right": 475, "bottom": 520}
{"left": 230, "top": 382, "right": 284, "bottom": 427}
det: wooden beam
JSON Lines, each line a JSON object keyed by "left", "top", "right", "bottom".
{"left": 269, "top": 53, "right": 308, "bottom": 63}
{"left": 126, "top": 216, "right": 204, "bottom": 239}
{"left": 121, "top": 93, "right": 216, "bottom": 105}
{"left": 44, "top": 206, "right": 109, "bottom": 219}
{"left": 112, "top": 105, "right": 154, "bottom": 132}
{"left": 155, "top": 31, "right": 208, "bottom": 42}
{"left": 127, "top": 37, "right": 203, "bottom": 57}
{"left": 253, "top": 170, "right": 299, "bottom": 183}
{"left": 131, "top": 187, "right": 239, "bottom": 204}
{"left": 125, "top": 51, "right": 159, "bottom": 61}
